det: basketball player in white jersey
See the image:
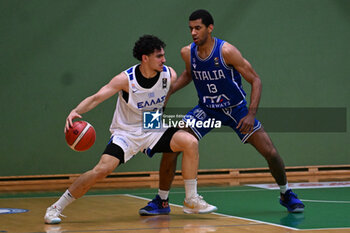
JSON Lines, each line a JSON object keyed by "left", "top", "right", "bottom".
{"left": 44, "top": 35, "right": 217, "bottom": 224}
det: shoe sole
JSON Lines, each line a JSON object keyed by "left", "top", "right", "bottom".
{"left": 139, "top": 210, "right": 170, "bottom": 216}
{"left": 44, "top": 219, "right": 61, "bottom": 224}
{"left": 280, "top": 202, "right": 305, "bottom": 213}
{"left": 183, "top": 206, "right": 218, "bottom": 214}
{"left": 289, "top": 207, "right": 304, "bottom": 213}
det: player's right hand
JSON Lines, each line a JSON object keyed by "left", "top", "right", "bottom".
{"left": 65, "top": 110, "right": 82, "bottom": 133}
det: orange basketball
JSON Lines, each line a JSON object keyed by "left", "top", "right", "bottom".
{"left": 65, "top": 121, "right": 96, "bottom": 151}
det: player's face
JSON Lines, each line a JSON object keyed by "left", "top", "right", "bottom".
{"left": 147, "top": 48, "right": 166, "bottom": 72}
{"left": 189, "top": 19, "right": 212, "bottom": 46}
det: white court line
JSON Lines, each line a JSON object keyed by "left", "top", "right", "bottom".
{"left": 247, "top": 181, "right": 350, "bottom": 190}
{"left": 2, "top": 191, "right": 350, "bottom": 231}
{"left": 298, "top": 227, "right": 350, "bottom": 231}
{"left": 0, "top": 188, "right": 265, "bottom": 200}
{"left": 300, "top": 199, "right": 350, "bottom": 204}
{"left": 125, "top": 188, "right": 268, "bottom": 196}
{"left": 124, "top": 194, "right": 299, "bottom": 231}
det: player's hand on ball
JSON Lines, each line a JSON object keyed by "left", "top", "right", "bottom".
{"left": 65, "top": 110, "right": 82, "bottom": 133}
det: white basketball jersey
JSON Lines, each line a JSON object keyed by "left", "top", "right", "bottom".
{"left": 109, "top": 64, "right": 171, "bottom": 135}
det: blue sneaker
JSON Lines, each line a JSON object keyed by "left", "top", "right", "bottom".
{"left": 280, "top": 189, "right": 305, "bottom": 213}
{"left": 139, "top": 195, "right": 171, "bottom": 216}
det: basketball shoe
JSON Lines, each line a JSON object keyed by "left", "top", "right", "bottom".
{"left": 44, "top": 205, "right": 64, "bottom": 224}
{"left": 183, "top": 195, "right": 217, "bottom": 214}
{"left": 280, "top": 189, "right": 305, "bottom": 213}
{"left": 139, "top": 195, "right": 171, "bottom": 216}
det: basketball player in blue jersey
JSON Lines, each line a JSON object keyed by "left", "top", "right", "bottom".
{"left": 44, "top": 35, "right": 217, "bottom": 224}
{"left": 140, "top": 10, "right": 304, "bottom": 215}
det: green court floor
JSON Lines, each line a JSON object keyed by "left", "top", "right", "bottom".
{"left": 1, "top": 184, "right": 350, "bottom": 230}
{"left": 132, "top": 185, "right": 350, "bottom": 230}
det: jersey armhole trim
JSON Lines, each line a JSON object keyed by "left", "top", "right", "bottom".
{"left": 220, "top": 41, "right": 233, "bottom": 71}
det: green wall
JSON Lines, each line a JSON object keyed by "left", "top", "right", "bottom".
{"left": 1, "top": 0, "right": 349, "bottom": 176}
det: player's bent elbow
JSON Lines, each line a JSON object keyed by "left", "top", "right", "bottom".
{"left": 253, "top": 77, "right": 262, "bottom": 87}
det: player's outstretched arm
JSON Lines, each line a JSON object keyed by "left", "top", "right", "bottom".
{"left": 65, "top": 72, "right": 128, "bottom": 132}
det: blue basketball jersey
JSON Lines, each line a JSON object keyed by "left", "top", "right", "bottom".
{"left": 191, "top": 37, "right": 246, "bottom": 108}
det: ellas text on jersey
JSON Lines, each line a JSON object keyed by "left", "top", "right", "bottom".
{"left": 137, "top": 95, "right": 166, "bottom": 109}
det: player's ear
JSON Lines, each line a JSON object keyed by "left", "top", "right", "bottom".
{"left": 208, "top": 24, "right": 214, "bottom": 34}
{"left": 141, "top": 54, "right": 149, "bottom": 63}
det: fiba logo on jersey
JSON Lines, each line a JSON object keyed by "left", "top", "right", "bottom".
{"left": 143, "top": 110, "right": 162, "bottom": 129}
{"left": 214, "top": 57, "right": 220, "bottom": 67}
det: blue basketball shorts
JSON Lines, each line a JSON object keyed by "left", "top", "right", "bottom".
{"left": 183, "top": 100, "right": 262, "bottom": 143}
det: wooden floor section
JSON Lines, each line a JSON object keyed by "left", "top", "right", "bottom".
{"left": 1, "top": 165, "right": 350, "bottom": 192}
{"left": 1, "top": 195, "right": 349, "bottom": 233}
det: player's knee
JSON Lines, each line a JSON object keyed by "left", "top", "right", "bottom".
{"left": 263, "top": 146, "right": 278, "bottom": 159}
{"left": 270, "top": 147, "right": 278, "bottom": 158}
{"left": 93, "top": 165, "right": 113, "bottom": 180}
{"left": 171, "top": 131, "right": 198, "bottom": 153}
{"left": 184, "top": 134, "right": 198, "bottom": 150}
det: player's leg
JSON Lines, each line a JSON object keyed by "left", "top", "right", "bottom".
{"left": 246, "top": 129, "right": 286, "bottom": 185}
{"left": 169, "top": 129, "right": 217, "bottom": 214}
{"left": 227, "top": 102, "right": 287, "bottom": 188}
{"left": 169, "top": 130, "right": 199, "bottom": 179}
{"left": 159, "top": 152, "right": 179, "bottom": 190}
{"left": 140, "top": 127, "right": 216, "bottom": 215}
{"left": 246, "top": 128, "right": 304, "bottom": 212}
{"left": 45, "top": 139, "right": 126, "bottom": 224}
{"left": 226, "top": 101, "right": 304, "bottom": 212}
{"left": 140, "top": 105, "right": 216, "bottom": 216}
{"left": 157, "top": 106, "right": 212, "bottom": 187}
{"left": 68, "top": 154, "right": 120, "bottom": 198}
{"left": 44, "top": 154, "right": 120, "bottom": 224}
{"left": 139, "top": 152, "right": 179, "bottom": 216}
{"left": 140, "top": 128, "right": 201, "bottom": 215}
{"left": 157, "top": 127, "right": 198, "bottom": 194}
{"left": 139, "top": 127, "right": 201, "bottom": 215}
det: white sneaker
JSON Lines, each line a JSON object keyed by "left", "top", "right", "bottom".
{"left": 44, "top": 205, "right": 64, "bottom": 224}
{"left": 183, "top": 195, "right": 217, "bottom": 214}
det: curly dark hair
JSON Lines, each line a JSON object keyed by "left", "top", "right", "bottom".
{"left": 133, "top": 35, "right": 166, "bottom": 61}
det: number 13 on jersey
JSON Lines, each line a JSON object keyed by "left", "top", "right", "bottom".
{"left": 207, "top": 84, "right": 217, "bottom": 93}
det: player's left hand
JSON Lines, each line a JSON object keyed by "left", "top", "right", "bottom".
{"left": 237, "top": 114, "right": 255, "bottom": 134}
